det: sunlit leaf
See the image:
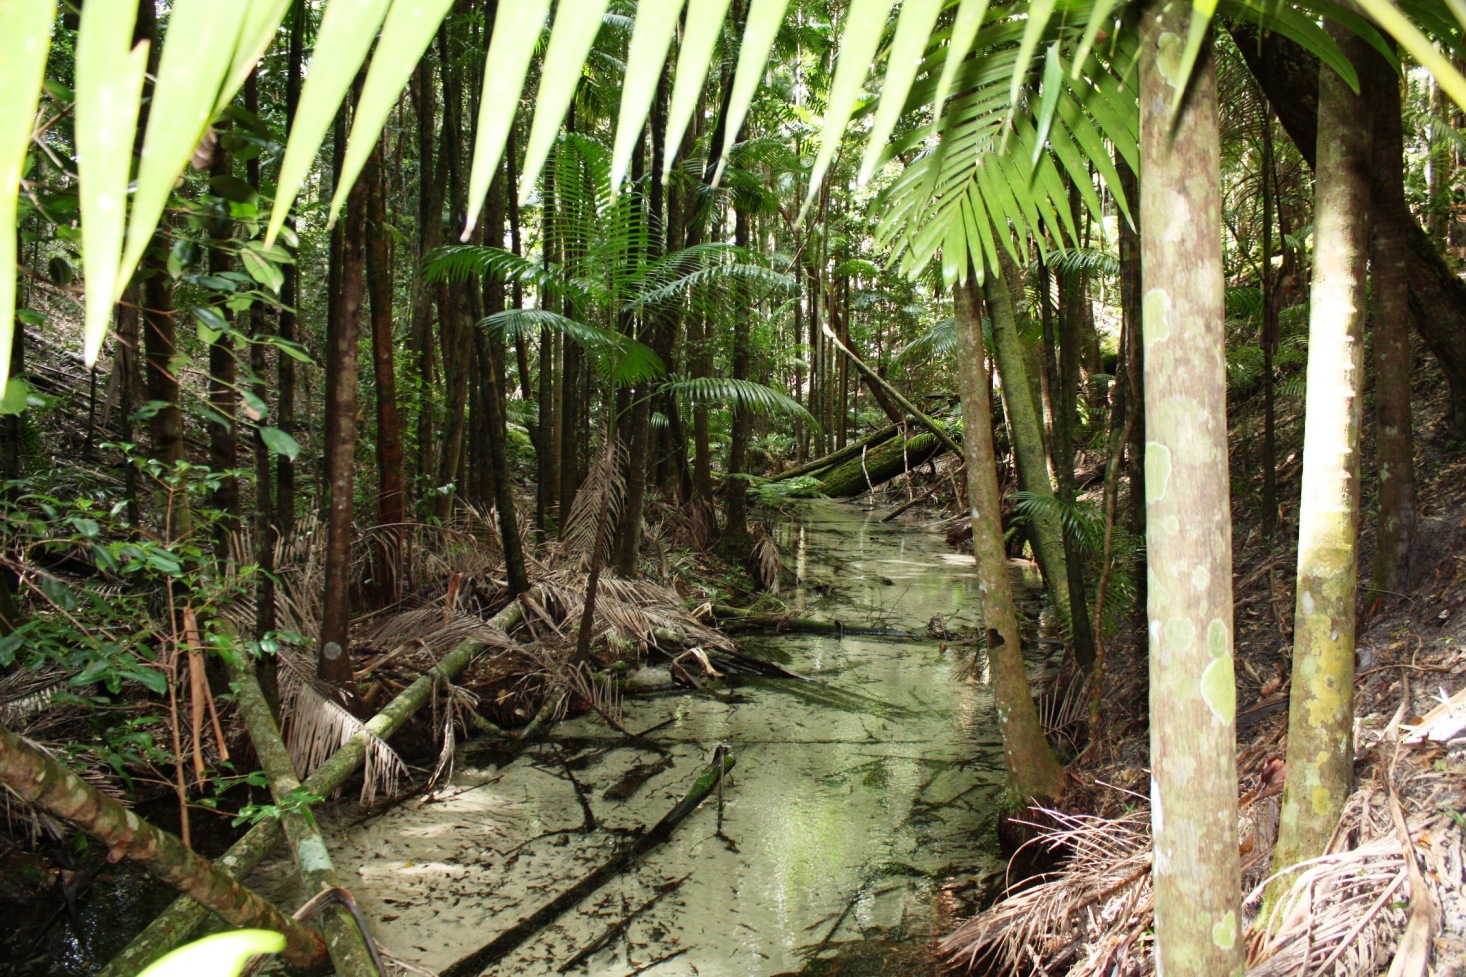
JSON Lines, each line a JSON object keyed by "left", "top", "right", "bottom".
{"left": 332, "top": 0, "right": 455, "bottom": 229}
{"left": 711, "top": 0, "right": 792, "bottom": 186}
{"left": 1032, "top": 43, "right": 1063, "bottom": 165}
{"left": 137, "top": 931, "right": 286, "bottom": 977}
{"left": 611, "top": 0, "right": 686, "bottom": 194}
{"left": 1354, "top": 0, "right": 1466, "bottom": 109}
{"left": 663, "top": 376, "right": 819, "bottom": 429}
{"left": 75, "top": 0, "right": 148, "bottom": 368}
{"left": 462, "top": 0, "right": 551, "bottom": 238}
{"left": 0, "top": 0, "right": 53, "bottom": 399}
{"left": 118, "top": 1, "right": 249, "bottom": 304}
{"left": 858, "top": 0, "right": 943, "bottom": 185}
{"left": 260, "top": 427, "right": 302, "bottom": 460}
{"left": 517, "top": 0, "right": 612, "bottom": 207}
{"left": 1004, "top": 0, "right": 1055, "bottom": 142}
{"left": 663, "top": 0, "right": 734, "bottom": 183}
{"left": 219, "top": 1, "right": 294, "bottom": 114}
{"left": 266, "top": 0, "right": 394, "bottom": 247}
{"left": 928, "top": 0, "right": 992, "bottom": 138}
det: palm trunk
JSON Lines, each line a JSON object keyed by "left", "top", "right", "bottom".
{"left": 1138, "top": 7, "right": 1243, "bottom": 974}
{"left": 954, "top": 274, "right": 1064, "bottom": 804}
{"left": 1270, "top": 21, "right": 1371, "bottom": 893}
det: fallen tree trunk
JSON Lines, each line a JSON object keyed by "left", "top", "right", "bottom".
{"left": 440, "top": 752, "right": 737, "bottom": 977}
{"left": 709, "top": 604, "right": 924, "bottom": 640}
{"left": 767, "top": 424, "right": 899, "bottom": 483}
{"left": 100, "top": 596, "right": 530, "bottom": 977}
{"left": 229, "top": 652, "right": 381, "bottom": 977}
{"left": 0, "top": 722, "right": 329, "bottom": 972}
{"left": 816, "top": 431, "right": 947, "bottom": 497}
{"left": 822, "top": 323, "right": 964, "bottom": 457}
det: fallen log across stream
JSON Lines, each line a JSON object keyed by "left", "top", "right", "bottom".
{"left": 708, "top": 604, "right": 926, "bottom": 640}
{"left": 439, "top": 751, "right": 737, "bottom": 977}
{"left": 99, "top": 595, "right": 531, "bottom": 977}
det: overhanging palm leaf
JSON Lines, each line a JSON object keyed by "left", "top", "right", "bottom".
{"left": 662, "top": 376, "right": 820, "bottom": 430}
{"left": 478, "top": 309, "right": 666, "bottom": 389}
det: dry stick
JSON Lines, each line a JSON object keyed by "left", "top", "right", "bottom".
{"left": 98, "top": 596, "right": 531, "bottom": 977}
{"left": 821, "top": 322, "right": 963, "bottom": 458}
{"left": 0, "top": 722, "right": 329, "bottom": 972}
{"left": 228, "top": 648, "right": 382, "bottom": 977}
{"left": 439, "top": 753, "right": 737, "bottom": 977}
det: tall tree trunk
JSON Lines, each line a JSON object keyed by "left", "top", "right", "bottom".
{"left": 366, "top": 147, "right": 406, "bottom": 606}
{"left": 1363, "top": 44, "right": 1417, "bottom": 596}
{"left": 1115, "top": 154, "right": 1145, "bottom": 545}
{"left": 411, "top": 54, "right": 445, "bottom": 491}
{"left": 1260, "top": 100, "right": 1280, "bottom": 539}
{"left": 1270, "top": 22, "right": 1371, "bottom": 893}
{"left": 1053, "top": 237, "right": 1097, "bottom": 670}
{"left": 954, "top": 274, "right": 1064, "bottom": 803}
{"left": 434, "top": 40, "right": 471, "bottom": 521}
{"left": 276, "top": 0, "right": 306, "bottom": 538}
{"left": 1138, "top": 7, "right": 1243, "bottom": 974}
{"left": 1232, "top": 23, "right": 1466, "bottom": 435}
{"left": 143, "top": 271, "right": 188, "bottom": 538}
{"left": 984, "top": 261, "right": 1081, "bottom": 666}
{"left": 319, "top": 164, "right": 369, "bottom": 686}
{"left": 246, "top": 72, "right": 277, "bottom": 668}
{"left": 721, "top": 197, "right": 753, "bottom": 558}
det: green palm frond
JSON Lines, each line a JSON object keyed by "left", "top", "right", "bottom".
{"left": 662, "top": 376, "right": 819, "bottom": 430}
{"left": 894, "top": 317, "right": 958, "bottom": 365}
{"left": 423, "top": 245, "right": 582, "bottom": 302}
{"left": 1038, "top": 246, "right": 1120, "bottom": 278}
{"left": 1010, "top": 491, "right": 1105, "bottom": 555}
{"left": 478, "top": 309, "right": 665, "bottom": 389}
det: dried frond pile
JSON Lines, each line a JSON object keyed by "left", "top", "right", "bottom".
{"left": 533, "top": 573, "right": 735, "bottom": 657}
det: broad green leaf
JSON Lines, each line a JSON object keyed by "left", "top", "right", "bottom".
{"left": 137, "top": 931, "right": 286, "bottom": 977}
{"left": 711, "top": 0, "right": 792, "bottom": 186}
{"left": 1032, "top": 42, "right": 1063, "bottom": 165}
{"left": 611, "top": 0, "right": 686, "bottom": 194}
{"left": 801, "top": 0, "right": 895, "bottom": 220}
{"left": 193, "top": 306, "right": 228, "bottom": 344}
{"left": 119, "top": 1, "right": 249, "bottom": 302}
{"left": 260, "top": 427, "right": 302, "bottom": 460}
{"left": 331, "top": 0, "right": 455, "bottom": 229}
{"left": 517, "top": 0, "right": 612, "bottom": 207}
{"left": 75, "top": 0, "right": 148, "bottom": 368}
{"left": 462, "top": 0, "right": 550, "bottom": 237}
{"left": 858, "top": 0, "right": 943, "bottom": 185}
{"left": 1003, "top": 0, "right": 1055, "bottom": 141}
{"left": 241, "top": 249, "right": 284, "bottom": 294}
{"left": 0, "top": 377, "right": 32, "bottom": 416}
{"left": 663, "top": 0, "right": 734, "bottom": 183}
{"left": 219, "top": 1, "right": 294, "bottom": 115}
{"left": 266, "top": 0, "right": 394, "bottom": 246}
{"left": 928, "top": 0, "right": 991, "bottom": 138}
{"left": 0, "top": 0, "right": 52, "bottom": 399}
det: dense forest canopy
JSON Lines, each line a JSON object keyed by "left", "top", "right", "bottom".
{"left": 1, "top": 1, "right": 1466, "bottom": 976}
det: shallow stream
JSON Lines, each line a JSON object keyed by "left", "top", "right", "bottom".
{"left": 251, "top": 500, "right": 1052, "bottom": 977}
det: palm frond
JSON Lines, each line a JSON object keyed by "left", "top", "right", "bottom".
{"left": 1039, "top": 246, "right": 1119, "bottom": 279}
{"left": 1010, "top": 491, "right": 1105, "bottom": 555}
{"left": 662, "top": 376, "right": 819, "bottom": 429}
{"left": 894, "top": 317, "right": 958, "bottom": 365}
{"left": 422, "top": 245, "right": 581, "bottom": 302}
{"left": 556, "top": 439, "right": 630, "bottom": 570}
{"left": 478, "top": 308, "right": 665, "bottom": 388}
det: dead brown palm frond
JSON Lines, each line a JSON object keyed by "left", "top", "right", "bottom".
{"left": 555, "top": 440, "right": 630, "bottom": 570}
{"left": 276, "top": 648, "right": 405, "bottom": 808}
{"left": 355, "top": 605, "right": 520, "bottom": 660}
{"left": 0, "top": 666, "right": 70, "bottom": 732}
{"left": 511, "top": 640, "right": 623, "bottom": 727}
{"left": 536, "top": 573, "right": 735, "bottom": 658}
{"left": 1243, "top": 782, "right": 1457, "bottom": 977}
{"left": 749, "top": 526, "right": 783, "bottom": 594}
{"left": 939, "top": 808, "right": 1154, "bottom": 977}
{"left": 1037, "top": 666, "right": 1089, "bottom": 748}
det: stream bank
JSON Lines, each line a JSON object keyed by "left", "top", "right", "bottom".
{"left": 246, "top": 500, "right": 1054, "bottom": 977}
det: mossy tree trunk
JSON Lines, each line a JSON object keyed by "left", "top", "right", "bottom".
{"left": 984, "top": 258, "right": 1085, "bottom": 671}
{"left": 1137, "top": 6, "right": 1244, "bottom": 974}
{"left": 1270, "top": 22, "right": 1371, "bottom": 892}
{"left": 954, "top": 274, "right": 1064, "bottom": 805}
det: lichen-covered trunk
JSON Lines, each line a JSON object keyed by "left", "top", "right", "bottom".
{"left": 1363, "top": 43, "right": 1416, "bottom": 595}
{"left": 1137, "top": 6, "right": 1244, "bottom": 974}
{"left": 1271, "top": 22, "right": 1371, "bottom": 889}
{"left": 954, "top": 276, "right": 1064, "bottom": 805}
{"left": 984, "top": 261, "right": 1079, "bottom": 668}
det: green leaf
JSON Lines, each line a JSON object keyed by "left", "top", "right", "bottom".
{"left": 927, "top": 0, "right": 992, "bottom": 139}
{"left": 1032, "top": 43, "right": 1063, "bottom": 166}
{"left": 210, "top": 174, "right": 258, "bottom": 204}
{"left": 122, "top": 667, "right": 168, "bottom": 695}
{"left": 265, "top": 337, "right": 317, "bottom": 365}
{"left": 802, "top": 0, "right": 894, "bottom": 219}
{"left": 193, "top": 306, "right": 228, "bottom": 345}
{"left": 332, "top": 0, "right": 455, "bottom": 230}
{"left": 74, "top": 0, "right": 147, "bottom": 368}
{"left": 517, "top": 0, "right": 612, "bottom": 206}
{"left": 0, "top": 0, "right": 54, "bottom": 401}
{"left": 663, "top": 376, "right": 819, "bottom": 430}
{"left": 611, "top": 0, "right": 685, "bottom": 194}
{"left": 240, "top": 249, "right": 284, "bottom": 295}
{"left": 1355, "top": 0, "right": 1466, "bottom": 109}
{"left": 267, "top": 0, "right": 394, "bottom": 246}
{"left": 259, "top": 427, "right": 302, "bottom": 460}
{"left": 461, "top": 0, "right": 550, "bottom": 237}
{"left": 119, "top": 1, "right": 250, "bottom": 313}
{"left": 662, "top": 0, "right": 734, "bottom": 183}
{"left": 1004, "top": 0, "right": 1055, "bottom": 142}
{"left": 711, "top": 0, "right": 792, "bottom": 186}
{"left": 219, "top": 2, "right": 294, "bottom": 116}
{"left": 137, "top": 931, "right": 286, "bottom": 977}
{"left": 858, "top": 0, "right": 943, "bottom": 185}
{"left": 0, "top": 377, "right": 31, "bottom": 416}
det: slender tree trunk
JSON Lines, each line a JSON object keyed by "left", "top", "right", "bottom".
{"left": 954, "top": 274, "right": 1064, "bottom": 804}
{"left": 276, "top": 0, "right": 306, "bottom": 538}
{"left": 319, "top": 167, "right": 369, "bottom": 686}
{"left": 1053, "top": 223, "right": 1097, "bottom": 669}
{"left": 411, "top": 54, "right": 444, "bottom": 490}
{"left": 1270, "top": 22, "right": 1371, "bottom": 893}
{"left": 1138, "top": 7, "right": 1244, "bottom": 973}
{"left": 246, "top": 73, "right": 277, "bottom": 667}
{"left": 1363, "top": 44, "right": 1416, "bottom": 595}
{"left": 984, "top": 261, "right": 1080, "bottom": 664}
{"left": 721, "top": 197, "right": 753, "bottom": 557}
{"left": 207, "top": 145, "right": 239, "bottom": 546}
{"left": 1116, "top": 154, "right": 1145, "bottom": 545}
{"left": 365, "top": 147, "right": 406, "bottom": 607}
{"left": 1260, "top": 104, "right": 1280, "bottom": 539}
{"left": 143, "top": 272, "right": 188, "bottom": 538}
